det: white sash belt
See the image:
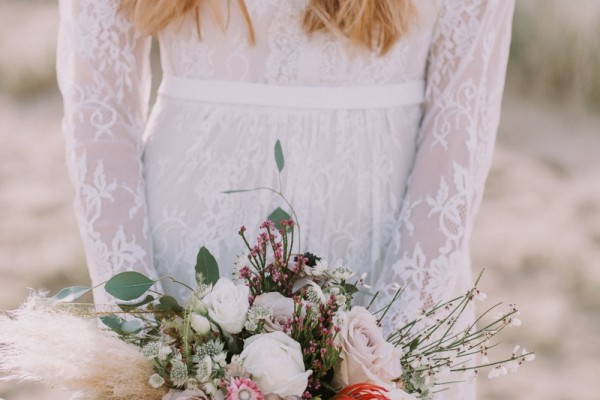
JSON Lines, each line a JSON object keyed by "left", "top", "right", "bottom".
{"left": 158, "top": 74, "right": 425, "bottom": 109}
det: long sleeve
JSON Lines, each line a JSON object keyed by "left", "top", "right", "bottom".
{"left": 57, "top": 0, "right": 162, "bottom": 303}
{"left": 378, "top": 0, "right": 515, "bottom": 329}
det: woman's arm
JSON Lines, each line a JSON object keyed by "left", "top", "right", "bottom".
{"left": 57, "top": 0, "right": 162, "bottom": 303}
{"left": 378, "top": 0, "right": 516, "bottom": 328}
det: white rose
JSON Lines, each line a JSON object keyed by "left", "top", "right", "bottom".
{"left": 333, "top": 307, "right": 402, "bottom": 389}
{"left": 203, "top": 278, "right": 249, "bottom": 334}
{"left": 241, "top": 331, "right": 312, "bottom": 397}
{"left": 253, "top": 292, "right": 295, "bottom": 332}
{"left": 190, "top": 314, "right": 211, "bottom": 335}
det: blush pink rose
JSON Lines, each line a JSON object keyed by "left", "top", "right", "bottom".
{"left": 333, "top": 306, "right": 402, "bottom": 389}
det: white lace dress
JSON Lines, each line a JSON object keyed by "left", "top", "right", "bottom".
{"left": 57, "top": 1, "right": 514, "bottom": 398}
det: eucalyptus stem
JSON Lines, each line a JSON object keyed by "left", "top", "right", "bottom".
{"left": 158, "top": 276, "right": 195, "bottom": 292}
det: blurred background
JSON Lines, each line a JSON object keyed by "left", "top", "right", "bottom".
{"left": 1, "top": 0, "right": 599, "bottom": 399}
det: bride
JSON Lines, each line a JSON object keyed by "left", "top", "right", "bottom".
{"left": 57, "top": 1, "right": 515, "bottom": 398}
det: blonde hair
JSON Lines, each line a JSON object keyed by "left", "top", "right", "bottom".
{"left": 120, "top": 0, "right": 416, "bottom": 55}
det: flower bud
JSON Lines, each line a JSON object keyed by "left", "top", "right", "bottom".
{"left": 190, "top": 313, "right": 211, "bottom": 335}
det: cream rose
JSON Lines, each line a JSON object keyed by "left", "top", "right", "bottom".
{"left": 333, "top": 306, "right": 402, "bottom": 389}
{"left": 253, "top": 292, "right": 295, "bottom": 332}
{"left": 202, "top": 278, "right": 249, "bottom": 334}
{"left": 241, "top": 331, "right": 311, "bottom": 397}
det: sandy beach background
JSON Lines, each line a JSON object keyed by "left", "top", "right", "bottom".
{"left": 1, "top": 1, "right": 599, "bottom": 399}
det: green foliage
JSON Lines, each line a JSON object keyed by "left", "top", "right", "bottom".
{"left": 121, "top": 319, "right": 144, "bottom": 334}
{"left": 104, "top": 272, "right": 156, "bottom": 301}
{"left": 268, "top": 207, "right": 291, "bottom": 231}
{"left": 100, "top": 315, "right": 125, "bottom": 333}
{"left": 195, "top": 247, "right": 219, "bottom": 286}
{"left": 274, "top": 139, "right": 285, "bottom": 172}
{"left": 155, "top": 295, "right": 184, "bottom": 314}
{"left": 118, "top": 295, "right": 155, "bottom": 312}
{"left": 52, "top": 286, "right": 91, "bottom": 303}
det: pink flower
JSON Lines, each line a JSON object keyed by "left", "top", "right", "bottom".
{"left": 333, "top": 307, "right": 402, "bottom": 390}
{"left": 226, "top": 377, "right": 264, "bottom": 400}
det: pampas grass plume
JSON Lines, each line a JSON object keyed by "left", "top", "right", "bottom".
{"left": 0, "top": 293, "right": 168, "bottom": 399}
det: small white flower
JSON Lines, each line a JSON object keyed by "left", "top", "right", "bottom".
{"left": 149, "top": 373, "right": 165, "bottom": 388}
{"left": 213, "top": 352, "right": 227, "bottom": 367}
{"left": 186, "top": 377, "right": 200, "bottom": 391}
{"left": 193, "top": 282, "right": 213, "bottom": 300}
{"left": 487, "top": 365, "right": 507, "bottom": 379}
{"left": 358, "top": 272, "right": 371, "bottom": 289}
{"left": 203, "top": 381, "right": 219, "bottom": 396}
{"left": 195, "top": 355, "right": 213, "bottom": 383}
{"left": 306, "top": 281, "right": 327, "bottom": 305}
{"left": 170, "top": 358, "right": 189, "bottom": 387}
{"left": 506, "top": 359, "right": 520, "bottom": 373}
{"left": 306, "top": 259, "right": 329, "bottom": 277}
{"left": 510, "top": 317, "right": 522, "bottom": 327}
{"left": 391, "top": 282, "right": 403, "bottom": 292}
{"left": 522, "top": 348, "right": 535, "bottom": 362}
{"left": 244, "top": 320, "right": 258, "bottom": 331}
{"left": 141, "top": 341, "right": 160, "bottom": 359}
{"left": 328, "top": 265, "right": 354, "bottom": 281}
{"left": 158, "top": 344, "right": 173, "bottom": 361}
{"left": 336, "top": 294, "right": 348, "bottom": 308}
{"left": 473, "top": 288, "right": 487, "bottom": 301}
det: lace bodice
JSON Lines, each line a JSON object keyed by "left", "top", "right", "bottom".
{"left": 57, "top": 0, "right": 515, "bottom": 344}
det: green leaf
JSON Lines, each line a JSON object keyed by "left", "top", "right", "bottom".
{"left": 155, "top": 295, "right": 184, "bottom": 314}
{"left": 343, "top": 283, "right": 359, "bottom": 296}
{"left": 100, "top": 315, "right": 125, "bottom": 333}
{"left": 104, "top": 272, "right": 156, "bottom": 301}
{"left": 267, "top": 207, "right": 291, "bottom": 231}
{"left": 409, "top": 337, "right": 420, "bottom": 352}
{"left": 195, "top": 246, "right": 219, "bottom": 286}
{"left": 120, "top": 319, "right": 144, "bottom": 334}
{"left": 53, "top": 286, "right": 91, "bottom": 303}
{"left": 118, "top": 295, "right": 155, "bottom": 312}
{"left": 274, "top": 140, "right": 285, "bottom": 172}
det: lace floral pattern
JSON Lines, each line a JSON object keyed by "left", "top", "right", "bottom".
{"left": 57, "top": 1, "right": 515, "bottom": 398}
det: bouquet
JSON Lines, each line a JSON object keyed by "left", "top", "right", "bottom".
{"left": 0, "top": 142, "right": 533, "bottom": 400}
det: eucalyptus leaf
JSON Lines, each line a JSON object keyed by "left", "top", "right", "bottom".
{"left": 267, "top": 207, "right": 291, "bottom": 231}
{"left": 100, "top": 315, "right": 124, "bottom": 333}
{"left": 118, "top": 295, "right": 155, "bottom": 312}
{"left": 53, "top": 286, "right": 91, "bottom": 303}
{"left": 104, "top": 272, "right": 156, "bottom": 301}
{"left": 120, "top": 319, "right": 144, "bottom": 334}
{"left": 155, "top": 295, "right": 184, "bottom": 314}
{"left": 195, "top": 246, "right": 219, "bottom": 286}
{"left": 274, "top": 140, "right": 285, "bottom": 172}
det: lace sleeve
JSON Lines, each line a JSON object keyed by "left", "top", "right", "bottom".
{"left": 57, "top": 0, "right": 162, "bottom": 303}
{"left": 378, "top": 0, "right": 515, "bottom": 328}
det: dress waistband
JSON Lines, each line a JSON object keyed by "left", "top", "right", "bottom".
{"left": 158, "top": 74, "right": 425, "bottom": 110}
